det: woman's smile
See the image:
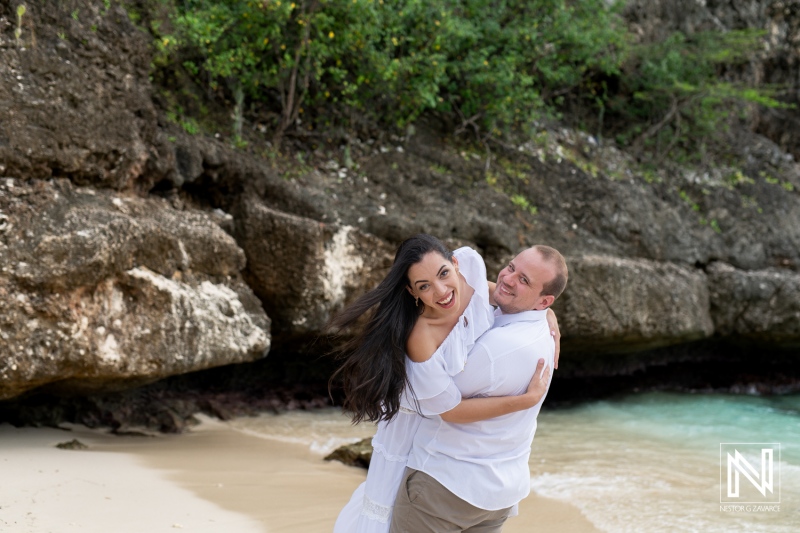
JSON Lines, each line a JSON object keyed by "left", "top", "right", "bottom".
{"left": 436, "top": 290, "right": 456, "bottom": 308}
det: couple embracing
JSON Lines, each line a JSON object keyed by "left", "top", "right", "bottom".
{"left": 330, "top": 234, "right": 568, "bottom": 533}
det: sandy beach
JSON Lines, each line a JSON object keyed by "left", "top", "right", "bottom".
{"left": 0, "top": 416, "right": 597, "bottom": 533}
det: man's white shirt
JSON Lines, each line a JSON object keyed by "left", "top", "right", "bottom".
{"left": 406, "top": 308, "right": 555, "bottom": 510}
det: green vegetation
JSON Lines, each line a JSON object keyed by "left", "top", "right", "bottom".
{"left": 610, "top": 29, "right": 789, "bottom": 164}
{"left": 145, "top": 0, "right": 788, "bottom": 156}
{"left": 724, "top": 169, "right": 754, "bottom": 189}
{"left": 678, "top": 189, "right": 701, "bottom": 212}
{"left": 760, "top": 171, "right": 795, "bottom": 191}
{"left": 166, "top": 105, "right": 201, "bottom": 135}
{"left": 484, "top": 157, "right": 538, "bottom": 217}
{"left": 15, "top": 4, "right": 26, "bottom": 46}
{"left": 510, "top": 194, "right": 538, "bottom": 216}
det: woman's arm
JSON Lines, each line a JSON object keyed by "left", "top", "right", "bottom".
{"left": 439, "top": 359, "right": 551, "bottom": 424}
{"left": 546, "top": 308, "right": 561, "bottom": 369}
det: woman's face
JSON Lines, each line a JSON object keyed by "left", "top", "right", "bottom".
{"left": 406, "top": 251, "right": 461, "bottom": 316}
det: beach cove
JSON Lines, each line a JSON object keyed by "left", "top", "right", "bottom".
{"left": 3, "top": 392, "right": 798, "bottom": 532}
{"left": 0, "top": 415, "right": 594, "bottom": 533}
{"left": 3, "top": 2, "right": 800, "bottom": 532}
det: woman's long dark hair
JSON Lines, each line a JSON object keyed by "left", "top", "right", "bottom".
{"left": 328, "top": 234, "right": 454, "bottom": 424}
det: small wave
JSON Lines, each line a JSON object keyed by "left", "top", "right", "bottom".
{"left": 223, "top": 409, "right": 374, "bottom": 455}
{"left": 529, "top": 469, "right": 797, "bottom": 533}
{"left": 530, "top": 472, "right": 671, "bottom": 501}
{"left": 310, "top": 436, "right": 368, "bottom": 455}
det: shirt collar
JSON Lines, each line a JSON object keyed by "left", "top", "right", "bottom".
{"left": 492, "top": 308, "right": 549, "bottom": 328}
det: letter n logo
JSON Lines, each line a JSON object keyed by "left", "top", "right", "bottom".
{"left": 720, "top": 443, "right": 780, "bottom": 504}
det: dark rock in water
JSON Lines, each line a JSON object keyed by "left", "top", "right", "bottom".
{"left": 56, "top": 439, "right": 88, "bottom": 450}
{"left": 325, "top": 437, "right": 373, "bottom": 469}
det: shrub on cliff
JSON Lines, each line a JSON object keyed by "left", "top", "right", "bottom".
{"left": 606, "top": 29, "right": 788, "bottom": 164}
{"left": 147, "top": 0, "right": 785, "bottom": 158}
{"left": 150, "top": 0, "right": 625, "bottom": 145}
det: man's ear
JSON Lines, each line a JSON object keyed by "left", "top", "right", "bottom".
{"left": 539, "top": 295, "right": 555, "bottom": 310}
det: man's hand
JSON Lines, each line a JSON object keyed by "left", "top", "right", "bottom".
{"left": 521, "top": 358, "right": 551, "bottom": 408}
{"left": 546, "top": 308, "right": 561, "bottom": 369}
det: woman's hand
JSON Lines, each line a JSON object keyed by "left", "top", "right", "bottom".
{"left": 487, "top": 281, "right": 497, "bottom": 306}
{"left": 546, "top": 308, "right": 561, "bottom": 369}
{"left": 521, "top": 358, "right": 551, "bottom": 408}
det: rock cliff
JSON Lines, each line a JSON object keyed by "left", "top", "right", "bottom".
{"left": 0, "top": 0, "right": 798, "bottom": 415}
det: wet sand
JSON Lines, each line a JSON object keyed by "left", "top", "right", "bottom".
{"left": 1, "top": 417, "right": 597, "bottom": 532}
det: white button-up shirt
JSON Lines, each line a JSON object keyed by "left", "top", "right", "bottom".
{"left": 406, "top": 308, "right": 555, "bottom": 511}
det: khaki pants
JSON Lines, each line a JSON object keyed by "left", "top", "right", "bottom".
{"left": 390, "top": 468, "right": 512, "bottom": 533}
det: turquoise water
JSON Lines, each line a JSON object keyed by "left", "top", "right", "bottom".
{"left": 529, "top": 393, "right": 800, "bottom": 532}
{"left": 233, "top": 392, "right": 800, "bottom": 532}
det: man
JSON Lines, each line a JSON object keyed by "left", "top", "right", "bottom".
{"left": 390, "top": 245, "right": 569, "bottom": 532}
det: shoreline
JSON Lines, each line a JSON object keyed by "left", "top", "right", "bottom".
{"left": 1, "top": 416, "right": 598, "bottom": 532}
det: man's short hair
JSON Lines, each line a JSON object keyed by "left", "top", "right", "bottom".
{"left": 533, "top": 245, "right": 568, "bottom": 299}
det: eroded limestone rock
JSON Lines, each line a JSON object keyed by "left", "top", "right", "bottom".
{"left": 0, "top": 179, "right": 269, "bottom": 400}
{"left": 234, "top": 198, "right": 393, "bottom": 337}
{"left": 554, "top": 255, "right": 715, "bottom": 353}
{"left": 708, "top": 262, "right": 800, "bottom": 346}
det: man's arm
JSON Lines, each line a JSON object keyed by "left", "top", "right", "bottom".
{"left": 439, "top": 358, "right": 551, "bottom": 424}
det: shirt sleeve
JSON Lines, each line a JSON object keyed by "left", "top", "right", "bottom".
{"left": 451, "top": 340, "right": 495, "bottom": 398}
{"left": 413, "top": 379, "right": 462, "bottom": 416}
{"left": 453, "top": 246, "right": 490, "bottom": 305}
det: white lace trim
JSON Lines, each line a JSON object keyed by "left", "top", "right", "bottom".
{"left": 371, "top": 441, "right": 409, "bottom": 462}
{"left": 361, "top": 494, "right": 392, "bottom": 523}
{"left": 398, "top": 405, "right": 416, "bottom": 414}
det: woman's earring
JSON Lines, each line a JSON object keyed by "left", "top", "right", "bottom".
{"left": 415, "top": 296, "right": 419, "bottom": 306}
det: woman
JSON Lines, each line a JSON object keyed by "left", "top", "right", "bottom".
{"left": 329, "top": 234, "right": 556, "bottom": 532}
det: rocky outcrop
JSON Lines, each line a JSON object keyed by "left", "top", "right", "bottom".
{"left": 0, "top": 178, "right": 270, "bottom": 400}
{"left": 233, "top": 198, "right": 395, "bottom": 338}
{"left": 0, "top": 0, "right": 172, "bottom": 191}
{"left": 157, "top": 121, "right": 800, "bottom": 366}
{"left": 324, "top": 437, "right": 373, "bottom": 469}
{"left": 1, "top": 0, "right": 799, "bottom": 410}
{"left": 709, "top": 262, "right": 800, "bottom": 345}
{"left": 554, "top": 255, "right": 714, "bottom": 354}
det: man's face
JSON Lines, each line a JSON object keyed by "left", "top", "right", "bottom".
{"left": 493, "top": 248, "right": 556, "bottom": 314}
